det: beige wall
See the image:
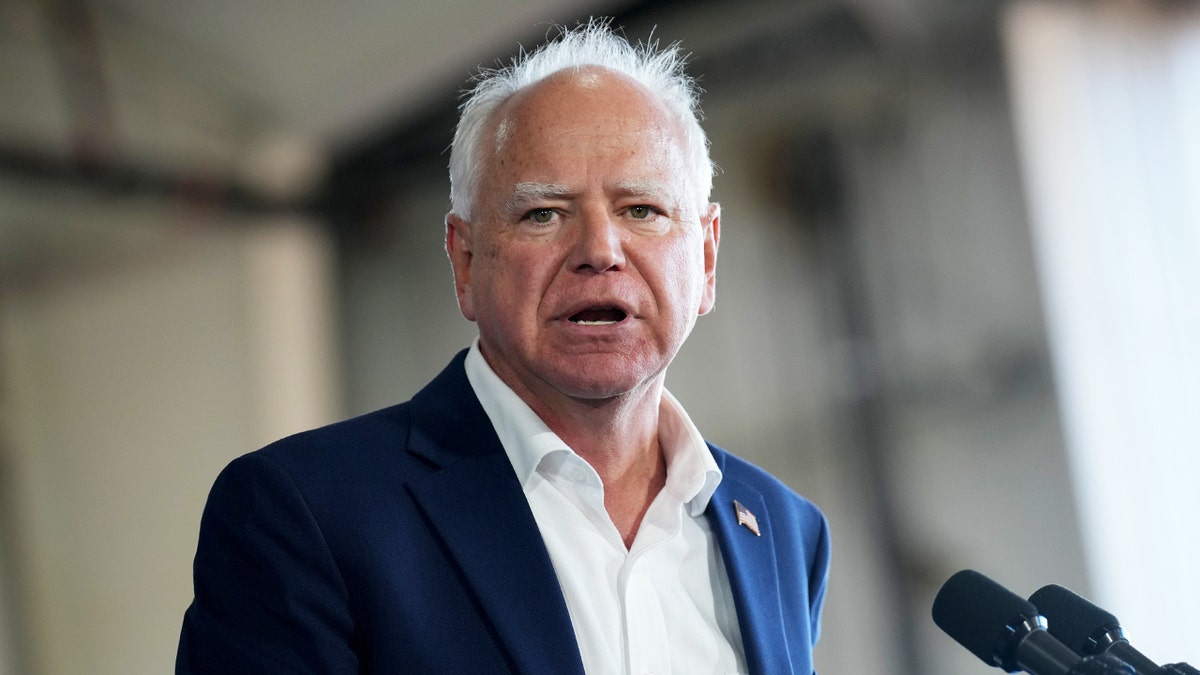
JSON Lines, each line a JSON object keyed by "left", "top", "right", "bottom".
{"left": 0, "top": 219, "right": 338, "bottom": 675}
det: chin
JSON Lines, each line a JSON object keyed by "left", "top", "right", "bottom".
{"left": 544, "top": 356, "right": 665, "bottom": 401}
{"left": 559, "top": 381, "right": 641, "bottom": 401}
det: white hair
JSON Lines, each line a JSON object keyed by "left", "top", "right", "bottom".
{"left": 447, "top": 19, "right": 714, "bottom": 220}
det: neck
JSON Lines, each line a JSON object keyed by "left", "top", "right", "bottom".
{"left": 526, "top": 381, "right": 668, "bottom": 548}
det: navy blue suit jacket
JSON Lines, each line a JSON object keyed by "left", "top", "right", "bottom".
{"left": 178, "top": 351, "right": 831, "bottom": 674}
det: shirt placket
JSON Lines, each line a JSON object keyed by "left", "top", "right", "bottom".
{"left": 620, "top": 548, "right": 671, "bottom": 675}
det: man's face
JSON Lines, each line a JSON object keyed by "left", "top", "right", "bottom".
{"left": 446, "top": 67, "right": 719, "bottom": 408}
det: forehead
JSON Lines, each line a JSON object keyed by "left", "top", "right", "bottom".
{"left": 486, "top": 68, "right": 688, "bottom": 176}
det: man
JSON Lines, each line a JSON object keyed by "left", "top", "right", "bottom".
{"left": 178, "top": 22, "right": 830, "bottom": 675}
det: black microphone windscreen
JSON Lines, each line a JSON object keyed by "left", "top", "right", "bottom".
{"left": 933, "top": 569, "right": 1041, "bottom": 666}
{"left": 1029, "top": 584, "right": 1120, "bottom": 654}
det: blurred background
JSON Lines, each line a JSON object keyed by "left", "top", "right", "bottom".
{"left": 1, "top": 0, "right": 1198, "bottom": 673}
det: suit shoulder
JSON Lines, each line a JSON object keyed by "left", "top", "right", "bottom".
{"left": 707, "top": 442, "right": 827, "bottom": 523}
{"left": 215, "top": 402, "right": 418, "bottom": 493}
{"left": 265, "top": 402, "right": 411, "bottom": 458}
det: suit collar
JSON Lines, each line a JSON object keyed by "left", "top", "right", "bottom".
{"left": 407, "top": 349, "right": 503, "bottom": 466}
{"left": 404, "top": 350, "right": 586, "bottom": 675}
{"left": 707, "top": 446, "right": 795, "bottom": 674}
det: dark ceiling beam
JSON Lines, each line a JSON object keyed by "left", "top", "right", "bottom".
{"left": 0, "top": 141, "right": 292, "bottom": 214}
{"left": 0, "top": 0, "right": 290, "bottom": 215}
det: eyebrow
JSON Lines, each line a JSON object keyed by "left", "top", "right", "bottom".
{"left": 502, "top": 179, "right": 687, "bottom": 217}
{"left": 505, "top": 182, "right": 573, "bottom": 216}
{"left": 611, "top": 179, "right": 671, "bottom": 202}
{"left": 613, "top": 179, "right": 691, "bottom": 215}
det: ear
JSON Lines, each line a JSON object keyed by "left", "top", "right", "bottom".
{"left": 445, "top": 213, "right": 477, "bottom": 321}
{"left": 698, "top": 202, "right": 720, "bottom": 315}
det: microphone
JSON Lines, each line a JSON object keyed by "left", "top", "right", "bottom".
{"left": 933, "top": 570, "right": 1135, "bottom": 674}
{"left": 1029, "top": 584, "right": 1199, "bottom": 675}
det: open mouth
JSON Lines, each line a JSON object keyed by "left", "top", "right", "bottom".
{"left": 568, "top": 307, "right": 627, "bottom": 326}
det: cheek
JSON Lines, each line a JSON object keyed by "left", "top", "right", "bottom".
{"left": 474, "top": 233, "right": 518, "bottom": 289}
{"left": 488, "top": 238, "right": 509, "bottom": 263}
{"left": 477, "top": 243, "right": 549, "bottom": 314}
{"left": 651, "top": 239, "right": 707, "bottom": 313}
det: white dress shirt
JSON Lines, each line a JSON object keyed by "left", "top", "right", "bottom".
{"left": 465, "top": 342, "right": 747, "bottom": 675}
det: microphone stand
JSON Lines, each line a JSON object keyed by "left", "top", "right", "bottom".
{"left": 1065, "top": 653, "right": 1138, "bottom": 674}
{"left": 1156, "top": 665, "right": 1200, "bottom": 675}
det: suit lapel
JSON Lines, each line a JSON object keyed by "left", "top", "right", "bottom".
{"left": 406, "top": 453, "right": 584, "bottom": 674}
{"left": 709, "top": 475, "right": 795, "bottom": 674}
{"left": 404, "top": 353, "right": 586, "bottom": 675}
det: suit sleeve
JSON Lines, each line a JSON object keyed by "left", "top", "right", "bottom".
{"left": 176, "top": 453, "right": 359, "bottom": 674}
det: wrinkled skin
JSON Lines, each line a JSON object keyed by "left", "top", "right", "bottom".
{"left": 446, "top": 67, "right": 719, "bottom": 422}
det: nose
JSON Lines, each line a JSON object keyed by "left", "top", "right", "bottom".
{"left": 569, "top": 208, "right": 626, "bottom": 273}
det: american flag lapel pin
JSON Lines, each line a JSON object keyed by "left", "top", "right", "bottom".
{"left": 733, "top": 499, "right": 761, "bottom": 537}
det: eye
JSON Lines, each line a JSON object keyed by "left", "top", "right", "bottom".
{"left": 628, "top": 205, "right": 655, "bottom": 219}
{"left": 526, "top": 208, "right": 556, "bottom": 224}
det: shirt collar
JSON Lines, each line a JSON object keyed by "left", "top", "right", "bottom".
{"left": 463, "top": 339, "right": 722, "bottom": 516}
{"left": 658, "top": 387, "right": 723, "bottom": 516}
{"left": 464, "top": 340, "right": 566, "bottom": 486}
